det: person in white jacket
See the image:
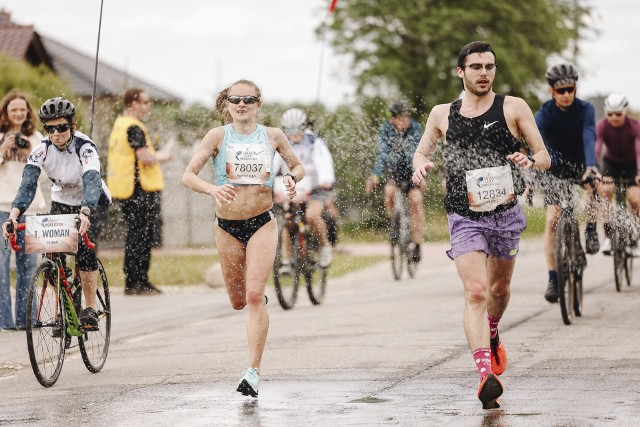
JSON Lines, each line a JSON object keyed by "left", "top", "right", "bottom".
{"left": 273, "top": 108, "right": 336, "bottom": 267}
{"left": 0, "top": 91, "right": 46, "bottom": 331}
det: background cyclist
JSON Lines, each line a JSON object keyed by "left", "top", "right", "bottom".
{"left": 1, "top": 97, "right": 111, "bottom": 330}
{"left": 273, "top": 108, "right": 336, "bottom": 268}
{"left": 365, "top": 101, "right": 425, "bottom": 262}
{"left": 535, "top": 63, "right": 599, "bottom": 303}
{"left": 595, "top": 93, "right": 640, "bottom": 256}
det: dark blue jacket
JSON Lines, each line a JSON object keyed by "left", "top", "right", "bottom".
{"left": 535, "top": 98, "right": 596, "bottom": 178}
{"left": 372, "top": 119, "right": 422, "bottom": 177}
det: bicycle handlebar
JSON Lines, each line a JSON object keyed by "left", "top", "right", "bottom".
{"left": 6, "top": 220, "right": 95, "bottom": 252}
{"left": 7, "top": 222, "right": 24, "bottom": 252}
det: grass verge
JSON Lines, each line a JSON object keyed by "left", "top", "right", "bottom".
{"left": 99, "top": 251, "right": 386, "bottom": 287}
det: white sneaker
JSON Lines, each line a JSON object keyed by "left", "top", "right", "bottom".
{"left": 626, "top": 244, "right": 640, "bottom": 257}
{"left": 602, "top": 238, "right": 612, "bottom": 256}
{"left": 319, "top": 245, "right": 333, "bottom": 268}
{"left": 236, "top": 368, "right": 260, "bottom": 397}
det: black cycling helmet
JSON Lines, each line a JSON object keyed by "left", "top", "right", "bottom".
{"left": 545, "top": 63, "right": 579, "bottom": 87}
{"left": 389, "top": 101, "right": 407, "bottom": 117}
{"left": 38, "top": 97, "right": 76, "bottom": 123}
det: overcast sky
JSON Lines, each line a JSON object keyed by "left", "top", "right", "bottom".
{"left": 0, "top": 0, "right": 637, "bottom": 109}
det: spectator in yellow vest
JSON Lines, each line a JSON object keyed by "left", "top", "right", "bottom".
{"left": 107, "top": 88, "right": 171, "bottom": 295}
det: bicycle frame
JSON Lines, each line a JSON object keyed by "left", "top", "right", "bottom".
{"left": 555, "top": 177, "right": 596, "bottom": 325}
{"left": 272, "top": 201, "right": 327, "bottom": 309}
{"left": 606, "top": 177, "right": 637, "bottom": 291}
{"left": 9, "top": 223, "right": 95, "bottom": 337}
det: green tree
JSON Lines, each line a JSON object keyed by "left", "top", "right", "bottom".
{"left": 322, "top": 0, "right": 593, "bottom": 114}
{"left": 0, "top": 54, "right": 73, "bottom": 113}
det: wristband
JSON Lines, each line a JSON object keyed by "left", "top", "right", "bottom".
{"left": 284, "top": 173, "right": 297, "bottom": 183}
{"left": 527, "top": 156, "right": 536, "bottom": 167}
{"left": 79, "top": 206, "right": 91, "bottom": 218}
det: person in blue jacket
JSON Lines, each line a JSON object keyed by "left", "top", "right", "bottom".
{"left": 535, "top": 63, "right": 599, "bottom": 303}
{"left": 365, "top": 101, "right": 425, "bottom": 262}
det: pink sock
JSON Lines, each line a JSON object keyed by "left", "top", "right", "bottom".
{"left": 487, "top": 313, "right": 500, "bottom": 339}
{"left": 473, "top": 348, "right": 493, "bottom": 379}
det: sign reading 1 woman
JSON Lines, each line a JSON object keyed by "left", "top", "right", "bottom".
{"left": 25, "top": 214, "right": 78, "bottom": 254}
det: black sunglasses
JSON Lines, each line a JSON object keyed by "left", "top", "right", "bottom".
{"left": 44, "top": 123, "right": 71, "bottom": 134}
{"left": 227, "top": 95, "right": 260, "bottom": 105}
{"left": 607, "top": 111, "right": 624, "bottom": 117}
{"left": 554, "top": 86, "right": 575, "bottom": 95}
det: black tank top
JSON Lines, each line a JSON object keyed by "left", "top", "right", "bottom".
{"left": 444, "top": 94, "right": 525, "bottom": 218}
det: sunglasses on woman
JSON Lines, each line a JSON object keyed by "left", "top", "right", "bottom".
{"left": 227, "top": 95, "right": 260, "bottom": 105}
{"left": 607, "top": 112, "right": 624, "bottom": 117}
{"left": 554, "top": 86, "right": 575, "bottom": 95}
{"left": 44, "top": 123, "right": 71, "bottom": 134}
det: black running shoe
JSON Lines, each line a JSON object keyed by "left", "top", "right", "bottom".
{"left": 411, "top": 243, "right": 421, "bottom": 263}
{"left": 585, "top": 228, "right": 600, "bottom": 254}
{"left": 478, "top": 374, "right": 503, "bottom": 409}
{"left": 80, "top": 307, "right": 99, "bottom": 331}
{"left": 545, "top": 280, "right": 558, "bottom": 303}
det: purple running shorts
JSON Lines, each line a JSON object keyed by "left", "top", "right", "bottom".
{"left": 446, "top": 204, "right": 527, "bottom": 260}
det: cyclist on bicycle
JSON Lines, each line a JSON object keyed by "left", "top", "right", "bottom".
{"left": 535, "top": 63, "right": 599, "bottom": 303}
{"left": 365, "top": 101, "right": 424, "bottom": 262}
{"left": 1, "top": 97, "right": 111, "bottom": 330}
{"left": 595, "top": 93, "right": 640, "bottom": 256}
{"left": 273, "top": 108, "right": 335, "bottom": 268}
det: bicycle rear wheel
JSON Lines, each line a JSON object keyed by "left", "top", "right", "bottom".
{"left": 573, "top": 274, "right": 583, "bottom": 317}
{"left": 555, "top": 216, "right": 575, "bottom": 325}
{"left": 625, "top": 253, "right": 633, "bottom": 287}
{"left": 390, "top": 215, "right": 402, "bottom": 281}
{"left": 26, "top": 261, "right": 66, "bottom": 387}
{"left": 273, "top": 229, "right": 301, "bottom": 310}
{"left": 78, "top": 258, "right": 111, "bottom": 373}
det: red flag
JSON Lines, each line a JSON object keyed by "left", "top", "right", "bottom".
{"left": 329, "top": 0, "right": 338, "bottom": 13}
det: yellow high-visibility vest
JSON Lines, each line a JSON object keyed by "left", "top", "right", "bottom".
{"left": 107, "top": 115, "right": 164, "bottom": 198}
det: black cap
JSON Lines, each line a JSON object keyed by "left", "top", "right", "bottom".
{"left": 389, "top": 101, "right": 407, "bottom": 117}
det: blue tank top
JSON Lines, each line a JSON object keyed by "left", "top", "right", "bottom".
{"left": 213, "top": 124, "right": 274, "bottom": 188}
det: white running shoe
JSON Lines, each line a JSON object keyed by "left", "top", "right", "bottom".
{"left": 626, "top": 243, "right": 640, "bottom": 257}
{"left": 602, "top": 238, "right": 612, "bottom": 256}
{"left": 319, "top": 245, "right": 333, "bottom": 268}
{"left": 236, "top": 368, "right": 260, "bottom": 397}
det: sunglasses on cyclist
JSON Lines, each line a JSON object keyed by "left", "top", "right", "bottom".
{"left": 44, "top": 123, "right": 71, "bottom": 134}
{"left": 607, "top": 111, "right": 624, "bottom": 117}
{"left": 227, "top": 95, "right": 260, "bottom": 105}
{"left": 554, "top": 86, "right": 575, "bottom": 95}
{"left": 284, "top": 126, "right": 304, "bottom": 134}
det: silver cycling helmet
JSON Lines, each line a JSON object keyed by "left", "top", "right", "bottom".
{"left": 545, "top": 63, "right": 579, "bottom": 87}
{"left": 38, "top": 97, "right": 76, "bottom": 123}
{"left": 604, "top": 93, "right": 629, "bottom": 112}
{"left": 281, "top": 108, "right": 307, "bottom": 129}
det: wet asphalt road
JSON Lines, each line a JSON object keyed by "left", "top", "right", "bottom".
{"left": 1, "top": 238, "right": 639, "bottom": 426}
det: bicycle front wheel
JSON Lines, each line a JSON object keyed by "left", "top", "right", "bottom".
{"left": 555, "top": 215, "right": 574, "bottom": 325}
{"left": 78, "top": 258, "right": 111, "bottom": 373}
{"left": 26, "top": 261, "right": 66, "bottom": 387}
{"left": 612, "top": 227, "right": 625, "bottom": 292}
